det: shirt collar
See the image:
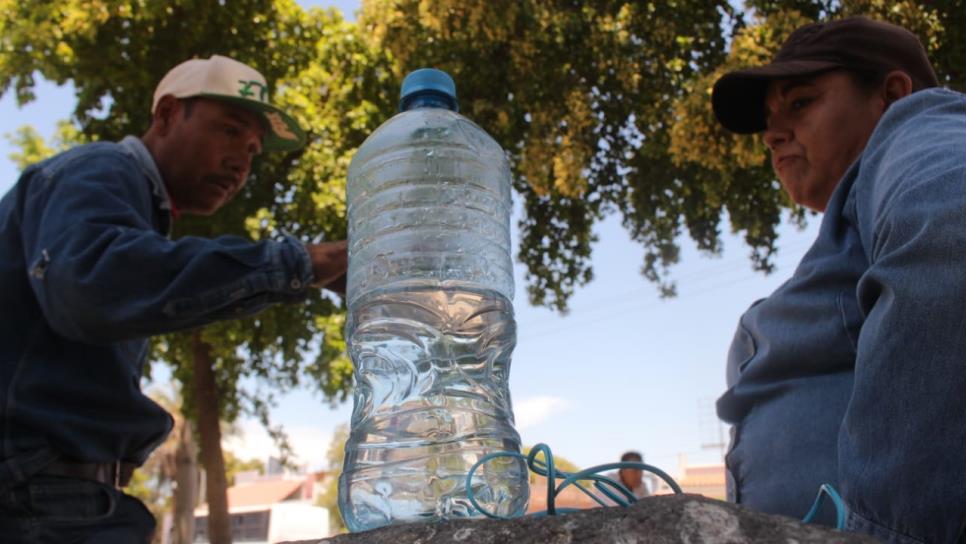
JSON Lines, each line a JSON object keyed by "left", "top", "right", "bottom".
{"left": 117, "top": 135, "right": 178, "bottom": 231}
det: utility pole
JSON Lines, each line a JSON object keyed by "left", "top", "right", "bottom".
{"left": 698, "top": 397, "right": 727, "bottom": 461}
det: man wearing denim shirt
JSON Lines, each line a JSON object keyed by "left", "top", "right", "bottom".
{"left": 712, "top": 17, "right": 966, "bottom": 543}
{"left": 0, "top": 55, "right": 347, "bottom": 541}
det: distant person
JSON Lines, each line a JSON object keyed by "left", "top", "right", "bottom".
{"left": 711, "top": 16, "right": 966, "bottom": 543}
{"left": 0, "top": 55, "right": 347, "bottom": 542}
{"left": 610, "top": 450, "right": 650, "bottom": 499}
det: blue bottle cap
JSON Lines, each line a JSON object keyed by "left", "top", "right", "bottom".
{"left": 399, "top": 68, "right": 459, "bottom": 112}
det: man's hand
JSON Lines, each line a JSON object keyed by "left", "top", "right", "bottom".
{"left": 306, "top": 240, "right": 348, "bottom": 295}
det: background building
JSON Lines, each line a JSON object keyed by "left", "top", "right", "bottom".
{"left": 167, "top": 460, "right": 331, "bottom": 544}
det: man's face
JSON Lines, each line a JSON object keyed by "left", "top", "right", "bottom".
{"left": 763, "top": 70, "right": 884, "bottom": 212}
{"left": 158, "top": 98, "right": 265, "bottom": 215}
{"left": 619, "top": 467, "right": 643, "bottom": 489}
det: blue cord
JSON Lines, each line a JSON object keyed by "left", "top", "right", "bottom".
{"left": 465, "top": 443, "right": 848, "bottom": 530}
{"left": 464, "top": 442, "right": 682, "bottom": 519}
{"left": 801, "top": 483, "right": 847, "bottom": 530}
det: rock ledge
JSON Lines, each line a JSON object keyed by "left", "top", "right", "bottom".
{"left": 288, "top": 494, "right": 875, "bottom": 543}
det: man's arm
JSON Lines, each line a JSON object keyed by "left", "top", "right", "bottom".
{"left": 21, "top": 151, "right": 346, "bottom": 344}
{"left": 306, "top": 242, "right": 347, "bottom": 294}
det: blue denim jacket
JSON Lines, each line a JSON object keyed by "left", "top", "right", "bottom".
{"left": 718, "top": 88, "right": 966, "bottom": 543}
{"left": 0, "top": 136, "right": 314, "bottom": 473}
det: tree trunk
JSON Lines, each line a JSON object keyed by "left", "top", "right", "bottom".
{"left": 193, "top": 330, "right": 232, "bottom": 544}
{"left": 172, "top": 417, "right": 199, "bottom": 544}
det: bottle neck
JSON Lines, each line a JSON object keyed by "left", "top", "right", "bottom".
{"left": 400, "top": 91, "right": 459, "bottom": 112}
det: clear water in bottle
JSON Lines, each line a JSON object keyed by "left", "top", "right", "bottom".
{"left": 339, "top": 69, "right": 529, "bottom": 532}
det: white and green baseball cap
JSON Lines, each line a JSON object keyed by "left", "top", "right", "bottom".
{"left": 151, "top": 55, "right": 306, "bottom": 152}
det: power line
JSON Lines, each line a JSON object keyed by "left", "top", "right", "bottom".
{"left": 516, "top": 237, "right": 814, "bottom": 330}
{"left": 517, "top": 249, "right": 808, "bottom": 343}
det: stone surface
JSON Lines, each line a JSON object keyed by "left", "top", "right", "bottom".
{"left": 284, "top": 494, "right": 877, "bottom": 544}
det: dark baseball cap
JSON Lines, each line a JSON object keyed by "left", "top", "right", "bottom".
{"left": 712, "top": 16, "right": 939, "bottom": 134}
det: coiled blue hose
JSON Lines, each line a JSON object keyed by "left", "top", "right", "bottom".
{"left": 465, "top": 442, "right": 846, "bottom": 529}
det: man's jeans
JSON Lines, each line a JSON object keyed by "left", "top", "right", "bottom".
{"left": 0, "top": 476, "right": 155, "bottom": 543}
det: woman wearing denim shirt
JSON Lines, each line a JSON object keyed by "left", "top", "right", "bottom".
{"left": 711, "top": 16, "right": 966, "bottom": 544}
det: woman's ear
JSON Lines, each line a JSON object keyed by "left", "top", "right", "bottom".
{"left": 882, "top": 70, "right": 914, "bottom": 109}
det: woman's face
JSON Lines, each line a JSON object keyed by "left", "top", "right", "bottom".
{"left": 763, "top": 70, "right": 885, "bottom": 212}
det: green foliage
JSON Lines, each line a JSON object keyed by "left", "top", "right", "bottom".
{"left": 315, "top": 424, "right": 348, "bottom": 534}
{"left": 0, "top": 0, "right": 322, "bottom": 143}
{"left": 223, "top": 450, "right": 266, "bottom": 487}
{"left": 747, "top": 0, "right": 962, "bottom": 91}
{"left": 4, "top": 120, "right": 87, "bottom": 170}
{"left": 668, "top": 1, "right": 963, "bottom": 293}
{"left": 125, "top": 468, "right": 171, "bottom": 535}
{"left": 668, "top": 10, "right": 813, "bottom": 286}
{"left": 122, "top": 387, "right": 189, "bottom": 536}
{"left": 359, "top": 0, "right": 738, "bottom": 307}
{"left": 5, "top": 126, "right": 54, "bottom": 170}
{"left": 358, "top": 0, "right": 964, "bottom": 307}
{"left": 4, "top": 1, "right": 965, "bottom": 430}
{"left": 837, "top": 1, "right": 965, "bottom": 90}
{"left": 0, "top": 1, "right": 387, "bottom": 439}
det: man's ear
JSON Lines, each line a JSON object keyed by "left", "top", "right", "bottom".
{"left": 151, "top": 95, "right": 181, "bottom": 136}
{"left": 882, "top": 70, "right": 913, "bottom": 108}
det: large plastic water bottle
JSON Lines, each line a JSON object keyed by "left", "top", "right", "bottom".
{"left": 338, "top": 69, "right": 529, "bottom": 531}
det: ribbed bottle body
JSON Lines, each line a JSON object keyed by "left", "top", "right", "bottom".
{"left": 339, "top": 107, "right": 528, "bottom": 531}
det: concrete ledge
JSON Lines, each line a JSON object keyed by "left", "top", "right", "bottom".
{"left": 284, "top": 494, "right": 876, "bottom": 543}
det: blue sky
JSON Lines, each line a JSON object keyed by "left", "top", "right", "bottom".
{"left": 0, "top": 1, "right": 822, "bottom": 473}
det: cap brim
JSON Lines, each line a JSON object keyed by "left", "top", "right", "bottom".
{"left": 712, "top": 60, "right": 842, "bottom": 134}
{"left": 200, "top": 93, "right": 307, "bottom": 152}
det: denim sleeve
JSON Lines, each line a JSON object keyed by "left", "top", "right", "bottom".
{"left": 843, "top": 91, "right": 966, "bottom": 544}
{"left": 21, "top": 150, "right": 315, "bottom": 344}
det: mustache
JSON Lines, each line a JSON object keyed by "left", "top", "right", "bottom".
{"left": 204, "top": 174, "right": 244, "bottom": 191}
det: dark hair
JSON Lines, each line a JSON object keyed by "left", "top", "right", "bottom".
{"left": 620, "top": 450, "right": 643, "bottom": 463}
{"left": 846, "top": 66, "right": 888, "bottom": 93}
{"left": 847, "top": 65, "right": 934, "bottom": 94}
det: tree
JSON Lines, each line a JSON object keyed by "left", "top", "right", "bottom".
{"left": 315, "top": 424, "right": 349, "bottom": 534}
{"left": 358, "top": 0, "right": 965, "bottom": 308}
{"left": 170, "top": 416, "right": 200, "bottom": 544}
{"left": 358, "top": 0, "right": 735, "bottom": 306}
{"left": 5, "top": 1, "right": 964, "bottom": 538}
{"left": 121, "top": 387, "right": 199, "bottom": 544}
{"left": 0, "top": 1, "right": 391, "bottom": 541}
{"left": 740, "top": 0, "right": 965, "bottom": 96}
{"left": 122, "top": 388, "right": 265, "bottom": 544}
{"left": 667, "top": 1, "right": 963, "bottom": 278}
{"left": 223, "top": 451, "right": 266, "bottom": 487}
{"left": 5, "top": 121, "right": 87, "bottom": 169}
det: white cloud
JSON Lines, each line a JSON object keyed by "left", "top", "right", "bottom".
{"left": 514, "top": 396, "right": 570, "bottom": 430}
{"left": 223, "top": 420, "right": 333, "bottom": 471}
